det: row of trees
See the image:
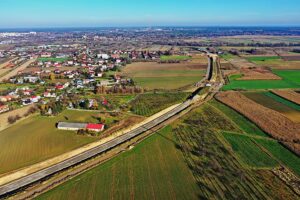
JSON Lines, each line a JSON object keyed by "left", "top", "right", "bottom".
{"left": 95, "top": 85, "right": 144, "bottom": 94}
{"left": 7, "top": 106, "right": 38, "bottom": 124}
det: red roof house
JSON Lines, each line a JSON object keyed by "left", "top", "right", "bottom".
{"left": 86, "top": 123, "right": 105, "bottom": 132}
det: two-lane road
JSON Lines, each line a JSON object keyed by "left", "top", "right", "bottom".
{"left": 0, "top": 51, "right": 223, "bottom": 198}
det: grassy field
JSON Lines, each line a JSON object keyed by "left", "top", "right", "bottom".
{"left": 36, "top": 126, "right": 200, "bottom": 200}
{"left": 0, "top": 110, "right": 104, "bottom": 175}
{"left": 160, "top": 55, "right": 191, "bottom": 61}
{"left": 274, "top": 70, "right": 300, "bottom": 85}
{"left": 220, "top": 53, "right": 237, "bottom": 60}
{"left": 133, "top": 76, "right": 204, "bottom": 90}
{"left": 222, "top": 132, "right": 278, "bottom": 168}
{"left": 130, "top": 92, "right": 189, "bottom": 117}
{"left": 122, "top": 62, "right": 206, "bottom": 90}
{"left": 38, "top": 57, "right": 69, "bottom": 62}
{"left": 213, "top": 98, "right": 300, "bottom": 177}
{"left": 244, "top": 92, "right": 300, "bottom": 123}
{"left": 255, "top": 139, "right": 300, "bottom": 176}
{"left": 36, "top": 103, "right": 298, "bottom": 200}
{"left": 247, "top": 56, "right": 281, "bottom": 63}
{"left": 223, "top": 70, "right": 300, "bottom": 90}
{"left": 248, "top": 58, "right": 300, "bottom": 70}
{"left": 174, "top": 105, "right": 297, "bottom": 199}
{"left": 209, "top": 100, "right": 267, "bottom": 137}
{"left": 266, "top": 92, "right": 300, "bottom": 111}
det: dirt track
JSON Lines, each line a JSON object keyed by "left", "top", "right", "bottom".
{"left": 272, "top": 90, "right": 300, "bottom": 105}
{"left": 0, "top": 58, "right": 36, "bottom": 82}
{"left": 216, "top": 91, "right": 300, "bottom": 156}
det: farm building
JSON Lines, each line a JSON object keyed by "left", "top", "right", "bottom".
{"left": 57, "top": 122, "right": 105, "bottom": 132}
{"left": 57, "top": 122, "right": 87, "bottom": 131}
{"left": 86, "top": 123, "right": 105, "bottom": 132}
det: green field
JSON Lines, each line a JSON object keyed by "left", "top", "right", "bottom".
{"left": 244, "top": 92, "right": 300, "bottom": 123}
{"left": 212, "top": 99, "right": 300, "bottom": 177}
{"left": 210, "top": 99, "right": 300, "bottom": 175}
{"left": 174, "top": 105, "right": 297, "bottom": 199}
{"left": 122, "top": 62, "right": 206, "bottom": 90}
{"left": 223, "top": 70, "right": 300, "bottom": 90}
{"left": 273, "top": 70, "right": 300, "bottom": 85}
{"left": 0, "top": 110, "right": 102, "bottom": 175}
{"left": 247, "top": 56, "right": 281, "bottom": 63}
{"left": 222, "top": 132, "right": 278, "bottom": 168}
{"left": 160, "top": 55, "right": 191, "bottom": 61}
{"left": 36, "top": 104, "right": 298, "bottom": 200}
{"left": 209, "top": 100, "right": 267, "bottom": 137}
{"left": 36, "top": 126, "right": 200, "bottom": 200}
{"left": 130, "top": 92, "right": 189, "bottom": 117}
{"left": 38, "top": 57, "right": 69, "bottom": 62}
{"left": 133, "top": 76, "right": 204, "bottom": 90}
{"left": 266, "top": 92, "right": 300, "bottom": 111}
{"left": 255, "top": 139, "right": 300, "bottom": 176}
{"left": 220, "top": 53, "right": 236, "bottom": 60}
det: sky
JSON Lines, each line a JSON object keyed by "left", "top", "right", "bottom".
{"left": 0, "top": 0, "right": 300, "bottom": 28}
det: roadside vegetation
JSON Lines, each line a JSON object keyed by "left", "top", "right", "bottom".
{"left": 36, "top": 126, "right": 200, "bottom": 200}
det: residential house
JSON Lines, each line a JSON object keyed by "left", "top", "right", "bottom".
{"left": 0, "top": 104, "right": 9, "bottom": 114}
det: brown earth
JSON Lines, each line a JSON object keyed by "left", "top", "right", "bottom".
{"left": 238, "top": 68, "right": 281, "bottom": 80}
{"left": 227, "top": 57, "right": 257, "bottom": 69}
{"left": 282, "top": 56, "right": 300, "bottom": 61}
{"left": 272, "top": 90, "right": 300, "bottom": 105}
{"left": 123, "top": 62, "right": 207, "bottom": 78}
{"left": 216, "top": 91, "right": 300, "bottom": 156}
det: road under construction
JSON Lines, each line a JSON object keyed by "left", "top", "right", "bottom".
{"left": 0, "top": 51, "right": 224, "bottom": 199}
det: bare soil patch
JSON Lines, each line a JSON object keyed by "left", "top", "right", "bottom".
{"left": 282, "top": 56, "right": 300, "bottom": 61}
{"left": 227, "top": 57, "right": 257, "bottom": 69}
{"left": 238, "top": 68, "right": 281, "bottom": 80}
{"left": 216, "top": 91, "right": 300, "bottom": 156}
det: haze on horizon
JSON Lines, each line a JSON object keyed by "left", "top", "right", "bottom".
{"left": 1, "top": 0, "right": 300, "bottom": 28}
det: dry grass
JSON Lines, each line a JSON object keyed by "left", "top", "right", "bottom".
{"left": 122, "top": 60, "right": 206, "bottom": 90}
{"left": 216, "top": 91, "right": 300, "bottom": 156}
{"left": 227, "top": 57, "right": 257, "bottom": 69}
{"left": 238, "top": 68, "right": 281, "bottom": 80}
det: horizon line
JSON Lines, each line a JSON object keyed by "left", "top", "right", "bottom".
{"left": 1, "top": 25, "right": 300, "bottom": 30}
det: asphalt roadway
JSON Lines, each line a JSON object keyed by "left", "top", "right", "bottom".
{"left": 0, "top": 100, "right": 192, "bottom": 198}
{"left": 0, "top": 51, "right": 219, "bottom": 198}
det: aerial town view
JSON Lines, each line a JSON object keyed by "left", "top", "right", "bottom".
{"left": 0, "top": 0, "right": 300, "bottom": 199}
